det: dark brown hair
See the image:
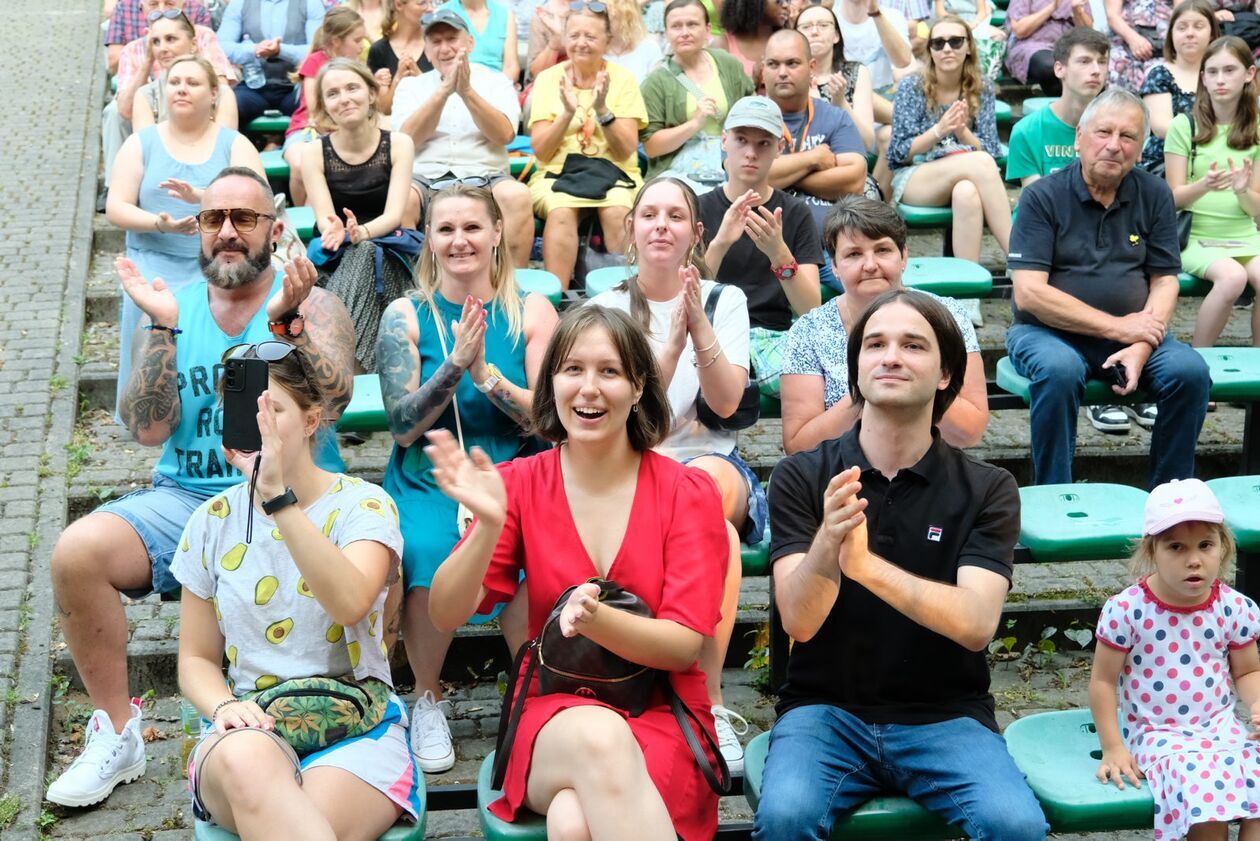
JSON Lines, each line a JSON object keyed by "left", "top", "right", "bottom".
{"left": 1051, "top": 24, "right": 1109, "bottom": 66}
{"left": 794, "top": 3, "right": 845, "bottom": 73}
{"left": 529, "top": 306, "right": 672, "bottom": 450}
{"left": 823, "top": 195, "right": 908, "bottom": 260}
{"left": 1165, "top": 0, "right": 1221, "bottom": 62}
{"left": 846, "top": 289, "right": 967, "bottom": 424}
{"left": 664, "top": 0, "right": 709, "bottom": 27}
{"left": 1192, "top": 36, "right": 1260, "bottom": 149}
{"left": 620, "top": 176, "right": 711, "bottom": 330}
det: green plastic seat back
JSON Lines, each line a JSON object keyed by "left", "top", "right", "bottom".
{"left": 1017, "top": 483, "right": 1147, "bottom": 562}
{"left": 759, "top": 392, "right": 781, "bottom": 419}
{"left": 903, "top": 257, "right": 993, "bottom": 299}
{"left": 246, "top": 114, "right": 292, "bottom": 134}
{"left": 285, "top": 205, "right": 317, "bottom": 243}
{"left": 741, "top": 527, "right": 772, "bottom": 577}
{"left": 478, "top": 752, "right": 548, "bottom": 840}
{"left": 896, "top": 204, "right": 954, "bottom": 228}
{"left": 1206, "top": 476, "right": 1260, "bottom": 551}
{"left": 515, "top": 268, "right": 563, "bottom": 307}
{"left": 995, "top": 99, "right": 1013, "bottom": 125}
{"left": 1020, "top": 97, "right": 1054, "bottom": 116}
{"left": 1005, "top": 710, "right": 1153, "bottom": 833}
{"left": 337, "top": 373, "right": 388, "bottom": 433}
{"left": 261, "top": 148, "right": 290, "bottom": 180}
{"left": 1195, "top": 347, "right": 1260, "bottom": 401}
{"left": 584, "top": 265, "right": 634, "bottom": 298}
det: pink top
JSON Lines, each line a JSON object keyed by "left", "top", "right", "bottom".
{"left": 286, "top": 49, "right": 331, "bottom": 137}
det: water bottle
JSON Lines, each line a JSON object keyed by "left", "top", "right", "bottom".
{"left": 180, "top": 698, "right": 200, "bottom": 735}
{"left": 242, "top": 59, "right": 266, "bottom": 90}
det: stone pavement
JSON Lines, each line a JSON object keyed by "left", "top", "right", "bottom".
{"left": 0, "top": 0, "right": 105, "bottom": 838}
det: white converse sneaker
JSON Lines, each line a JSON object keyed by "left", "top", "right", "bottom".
{"left": 46, "top": 700, "right": 146, "bottom": 808}
{"left": 410, "top": 690, "right": 455, "bottom": 773}
{"left": 711, "top": 705, "right": 749, "bottom": 775}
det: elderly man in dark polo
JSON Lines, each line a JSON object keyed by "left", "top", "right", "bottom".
{"left": 1005, "top": 87, "right": 1210, "bottom": 488}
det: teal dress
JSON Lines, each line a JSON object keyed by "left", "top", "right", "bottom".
{"left": 444, "top": 0, "right": 509, "bottom": 72}
{"left": 383, "top": 292, "right": 537, "bottom": 597}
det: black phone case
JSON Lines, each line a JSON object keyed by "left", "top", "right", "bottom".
{"left": 222, "top": 357, "right": 269, "bottom": 452}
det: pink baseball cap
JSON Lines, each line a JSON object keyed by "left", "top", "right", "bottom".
{"left": 1143, "top": 478, "right": 1224, "bottom": 537}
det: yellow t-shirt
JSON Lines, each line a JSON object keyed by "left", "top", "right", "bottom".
{"left": 529, "top": 61, "right": 649, "bottom": 178}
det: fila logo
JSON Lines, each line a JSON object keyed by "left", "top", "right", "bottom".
{"left": 927, "top": 526, "right": 943, "bottom": 542}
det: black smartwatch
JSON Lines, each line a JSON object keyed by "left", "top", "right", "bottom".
{"left": 261, "top": 487, "right": 299, "bottom": 515}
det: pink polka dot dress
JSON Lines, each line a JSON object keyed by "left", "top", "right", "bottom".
{"left": 1096, "top": 578, "right": 1260, "bottom": 839}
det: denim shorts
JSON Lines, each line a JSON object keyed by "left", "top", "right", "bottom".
{"left": 684, "top": 449, "right": 768, "bottom": 546}
{"left": 281, "top": 126, "right": 319, "bottom": 153}
{"left": 96, "top": 474, "right": 211, "bottom": 597}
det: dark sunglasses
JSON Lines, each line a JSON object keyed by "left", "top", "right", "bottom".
{"left": 222, "top": 341, "right": 300, "bottom": 364}
{"left": 197, "top": 208, "right": 277, "bottom": 234}
{"left": 147, "top": 9, "right": 185, "bottom": 22}
{"left": 928, "top": 36, "right": 967, "bottom": 52}
{"left": 569, "top": 1, "right": 608, "bottom": 12}
{"left": 429, "top": 174, "right": 492, "bottom": 191}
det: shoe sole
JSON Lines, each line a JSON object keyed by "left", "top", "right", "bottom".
{"left": 45, "top": 758, "right": 146, "bottom": 808}
{"left": 414, "top": 751, "right": 455, "bottom": 774}
{"left": 1087, "top": 414, "right": 1130, "bottom": 433}
{"left": 1122, "top": 407, "right": 1156, "bottom": 430}
{"left": 723, "top": 755, "right": 744, "bottom": 775}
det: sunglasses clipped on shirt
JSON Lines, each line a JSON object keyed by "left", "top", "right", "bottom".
{"left": 196, "top": 208, "right": 277, "bottom": 234}
{"left": 928, "top": 36, "right": 967, "bottom": 52}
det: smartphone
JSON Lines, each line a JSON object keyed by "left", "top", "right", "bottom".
{"left": 1110, "top": 363, "right": 1129, "bottom": 390}
{"left": 222, "top": 357, "right": 269, "bottom": 452}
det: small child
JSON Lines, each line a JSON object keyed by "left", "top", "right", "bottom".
{"left": 1089, "top": 478, "right": 1260, "bottom": 841}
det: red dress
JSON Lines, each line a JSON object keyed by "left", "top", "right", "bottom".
{"left": 478, "top": 448, "right": 728, "bottom": 841}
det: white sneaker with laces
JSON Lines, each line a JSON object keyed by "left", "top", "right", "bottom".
{"left": 410, "top": 690, "right": 455, "bottom": 773}
{"left": 45, "top": 700, "right": 146, "bottom": 808}
{"left": 710, "top": 704, "right": 749, "bottom": 775}
{"left": 1087, "top": 405, "right": 1131, "bottom": 433}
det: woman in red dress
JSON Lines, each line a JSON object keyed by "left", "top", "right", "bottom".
{"left": 427, "top": 305, "right": 728, "bottom": 841}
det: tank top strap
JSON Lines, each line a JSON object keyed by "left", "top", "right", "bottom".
{"left": 211, "top": 126, "right": 237, "bottom": 159}
{"left": 138, "top": 125, "right": 162, "bottom": 167}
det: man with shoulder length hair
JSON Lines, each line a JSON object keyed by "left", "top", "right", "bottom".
{"left": 46, "top": 167, "right": 355, "bottom": 809}
{"left": 756, "top": 288, "right": 1047, "bottom": 841}
{"left": 1006, "top": 87, "right": 1210, "bottom": 481}
{"left": 1006, "top": 26, "right": 1110, "bottom": 187}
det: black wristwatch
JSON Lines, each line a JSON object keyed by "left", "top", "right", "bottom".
{"left": 261, "top": 487, "right": 299, "bottom": 515}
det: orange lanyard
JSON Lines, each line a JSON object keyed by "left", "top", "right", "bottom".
{"left": 781, "top": 98, "right": 814, "bottom": 154}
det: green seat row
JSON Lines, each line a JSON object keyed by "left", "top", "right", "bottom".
{"left": 285, "top": 205, "right": 316, "bottom": 243}
{"left": 990, "top": 7, "right": 1005, "bottom": 26}
{"left": 516, "top": 267, "right": 563, "bottom": 306}
{"left": 196, "top": 813, "right": 424, "bottom": 840}
{"left": 261, "top": 148, "right": 289, "bottom": 181}
{"left": 246, "top": 113, "right": 291, "bottom": 134}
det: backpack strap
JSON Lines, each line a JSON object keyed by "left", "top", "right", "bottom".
{"left": 491, "top": 640, "right": 538, "bottom": 791}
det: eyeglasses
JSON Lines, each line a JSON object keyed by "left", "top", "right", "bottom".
{"left": 197, "top": 208, "right": 277, "bottom": 234}
{"left": 147, "top": 9, "right": 185, "bottom": 22}
{"left": 429, "top": 175, "right": 492, "bottom": 191}
{"left": 928, "top": 36, "right": 967, "bottom": 52}
{"left": 569, "top": 1, "right": 608, "bottom": 12}
{"left": 797, "top": 20, "right": 835, "bottom": 31}
{"left": 222, "top": 341, "right": 300, "bottom": 364}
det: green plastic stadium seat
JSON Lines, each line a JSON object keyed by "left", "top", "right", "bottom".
{"left": 261, "top": 148, "right": 289, "bottom": 181}
{"left": 516, "top": 268, "right": 563, "bottom": 307}
{"left": 1021, "top": 97, "right": 1055, "bottom": 117}
{"left": 759, "top": 392, "right": 781, "bottom": 419}
{"left": 1005, "top": 710, "right": 1153, "bottom": 833}
{"left": 337, "top": 373, "right": 388, "bottom": 433}
{"left": 507, "top": 135, "right": 533, "bottom": 153}
{"left": 741, "top": 527, "right": 772, "bottom": 576}
{"left": 1017, "top": 483, "right": 1147, "bottom": 563}
{"left": 896, "top": 204, "right": 953, "bottom": 228}
{"left": 995, "top": 99, "right": 1013, "bottom": 126}
{"left": 478, "top": 752, "right": 547, "bottom": 840}
{"left": 1206, "top": 476, "right": 1260, "bottom": 551}
{"left": 196, "top": 803, "right": 424, "bottom": 841}
{"left": 744, "top": 732, "right": 960, "bottom": 839}
{"left": 1196, "top": 347, "right": 1260, "bottom": 402}
{"left": 903, "top": 257, "right": 993, "bottom": 298}
{"left": 995, "top": 356, "right": 1147, "bottom": 406}
{"left": 990, "top": 7, "right": 1005, "bottom": 26}
{"left": 508, "top": 157, "right": 534, "bottom": 178}
{"left": 285, "top": 206, "right": 316, "bottom": 243}
{"left": 994, "top": 0, "right": 1007, "bottom": 7}
{"left": 246, "top": 113, "right": 292, "bottom": 134}
{"left": 1178, "top": 272, "right": 1210, "bottom": 296}
{"left": 584, "top": 264, "right": 634, "bottom": 297}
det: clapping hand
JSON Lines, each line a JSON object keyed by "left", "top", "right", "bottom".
{"left": 558, "top": 581, "right": 602, "bottom": 638}
{"left": 819, "top": 467, "right": 869, "bottom": 570}
{"left": 678, "top": 265, "right": 707, "bottom": 332}
{"left": 374, "top": 67, "right": 393, "bottom": 88}
{"left": 592, "top": 70, "right": 611, "bottom": 113}
{"left": 266, "top": 255, "right": 318, "bottom": 321}
{"left": 255, "top": 37, "right": 282, "bottom": 58}
{"left": 935, "top": 100, "right": 968, "bottom": 140}
{"left": 321, "top": 214, "right": 347, "bottom": 252}
{"left": 155, "top": 211, "right": 199, "bottom": 235}
{"left": 560, "top": 69, "right": 582, "bottom": 115}
{"left": 744, "top": 204, "right": 789, "bottom": 261}
{"left": 116, "top": 256, "right": 179, "bottom": 326}
{"left": 448, "top": 296, "right": 488, "bottom": 369}
{"left": 397, "top": 54, "right": 422, "bottom": 83}
{"left": 1227, "top": 157, "right": 1253, "bottom": 194}
{"left": 160, "top": 178, "right": 201, "bottom": 205}
{"left": 714, "top": 189, "right": 758, "bottom": 246}
{"left": 345, "top": 208, "right": 370, "bottom": 244}
{"left": 453, "top": 50, "right": 473, "bottom": 95}
{"left": 1203, "top": 162, "right": 1234, "bottom": 192}
{"left": 424, "top": 428, "right": 508, "bottom": 528}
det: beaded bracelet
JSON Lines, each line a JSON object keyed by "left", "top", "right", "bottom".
{"left": 211, "top": 698, "right": 240, "bottom": 721}
{"left": 143, "top": 324, "right": 183, "bottom": 337}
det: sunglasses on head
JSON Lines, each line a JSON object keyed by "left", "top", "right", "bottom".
{"left": 197, "top": 208, "right": 277, "bottom": 234}
{"left": 429, "top": 174, "right": 492, "bottom": 192}
{"left": 928, "top": 36, "right": 967, "bottom": 51}
{"left": 147, "top": 8, "right": 185, "bottom": 22}
{"left": 569, "top": 1, "right": 608, "bottom": 12}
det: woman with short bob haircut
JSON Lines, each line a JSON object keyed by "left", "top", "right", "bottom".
{"left": 427, "top": 305, "right": 728, "bottom": 841}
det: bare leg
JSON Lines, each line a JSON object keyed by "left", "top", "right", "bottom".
{"left": 492, "top": 180, "right": 536, "bottom": 269}
{"left": 596, "top": 205, "right": 631, "bottom": 254}
{"left": 899, "top": 151, "right": 1011, "bottom": 254}
{"left": 524, "top": 706, "right": 675, "bottom": 841}
{"left": 302, "top": 766, "right": 403, "bottom": 841}
{"left": 546, "top": 788, "right": 595, "bottom": 841}
{"left": 1194, "top": 258, "right": 1248, "bottom": 347}
{"left": 543, "top": 207, "right": 580, "bottom": 289}
{"left": 1186, "top": 820, "right": 1229, "bottom": 840}
{"left": 51, "top": 513, "right": 153, "bottom": 730}
{"left": 1246, "top": 258, "right": 1260, "bottom": 347}
{"left": 283, "top": 143, "right": 307, "bottom": 207}
{"left": 874, "top": 125, "right": 893, "bottom": 203}
{"left": 949, "top": 179, "right": 983, "bottom": 263}
{"left": 403, "top": 586, "right": 455, "bottom": 699}
{"left": 1239, "top": 817, "right": 1260, "bottom": 841}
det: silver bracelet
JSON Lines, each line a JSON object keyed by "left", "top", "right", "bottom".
{"left": 694, "top": 346, "right": 724, "bottom": 368}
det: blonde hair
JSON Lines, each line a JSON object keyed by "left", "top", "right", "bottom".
{"left": 619, "top": 176, "right": 711, "bottom": 330}
{"left": 292, "top": 6, "right": 364, "bottom": 81}
{"left": 922, "top": 15, "right": 984, "bottom": 125}
{"left": 165, "top": 53, "right": 220, "bottom": 114}
{"left": 605, "top": 0, "right": 647, "bottom": 54}
{"left": 310, "top": 57, "right": 381, "bottom": 131}
{"left": 410, "top": 185, "right": 525, "bottom": 347}
{"left": 1128, "top": 522, "right": 1238, "bottom": 580}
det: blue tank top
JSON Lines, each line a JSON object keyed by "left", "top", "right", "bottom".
{"left": 446, "top": 0, "right": 509, "bottom": 72}
{"left": 127, "top": 126, "right": 237, "bottom": 259}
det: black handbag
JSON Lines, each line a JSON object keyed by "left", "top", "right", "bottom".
{"left": 1178, "top": 116, "right": 1197, "bottom": 251}
{"left": 545, "top": 155, "right": 636, "bottom": 200}
{"left": 695, "top": 284, "right": 761, "bottom": 431}
{"left": 1223, "top": 12, "right": 1260, "bottom": 50}
{"left": 1130, "top": 25, "right": 1165, "bottom": 56}
{"left": 491, "top": 578, "right": 731, "bottom": 796}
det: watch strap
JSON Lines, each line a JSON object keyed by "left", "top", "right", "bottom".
{"left": 261, "top": 487, "right": 299, "bottom": 515}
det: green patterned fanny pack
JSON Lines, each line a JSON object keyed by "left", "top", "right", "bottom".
{"left": 245, "top": 675, "right": 391, "bottom": 756}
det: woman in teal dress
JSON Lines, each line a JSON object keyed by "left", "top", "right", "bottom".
{"left": 445, "top": 0, "right": 521, "bottom": 81}
{"left": 1166, "top": 35, "right": 1260, "bottom": 347}
{"left": 376, "top": 184, "right": 558, "bottom": 774}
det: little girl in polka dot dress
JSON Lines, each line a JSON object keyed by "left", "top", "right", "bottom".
{"left": 1089, "top": 478, "right": 1260, "bottom": 841}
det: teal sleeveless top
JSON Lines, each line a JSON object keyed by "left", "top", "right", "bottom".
{"left": 447, "top": 0, "right": 510, "bottom": 72}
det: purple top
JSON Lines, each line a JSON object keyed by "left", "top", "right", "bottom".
{"left": 1003, "top": 0, "right": 1076, "bottom": 83}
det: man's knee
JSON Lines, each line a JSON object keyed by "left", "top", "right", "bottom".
{"left": 1153, "top": 343, "right": 1211, "bottom": 396}
{"left": 1008, "top": 331, "right": 1088, "bottom": 388}
{"left": 754, "top": 793, "right": 830, "bottom": 841}
{"left": 968, "top": 797, "right": 1047, "bottom": 841}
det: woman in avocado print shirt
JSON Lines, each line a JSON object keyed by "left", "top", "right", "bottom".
{"left": 171, "top": 344, "right": 422, "bottom": 838}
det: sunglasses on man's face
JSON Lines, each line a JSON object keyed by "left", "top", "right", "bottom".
{"left": 928, "top": 36, "right": 967, "bottom": 52}
{"left": 197, "top": 208, "right": 277, "bottom": 234}
{"left": 569, "top": 1, "right": 608, "bottom": 12}
{"left": 147, "top": 8, "right": 184, "bottom": 22}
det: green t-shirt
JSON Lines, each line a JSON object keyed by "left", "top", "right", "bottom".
{"left": 1166, "top": 113, "right": 1260, "bottom": 242}
{"left": 1005, "top": 105, "right": 1078, "bottom": 182}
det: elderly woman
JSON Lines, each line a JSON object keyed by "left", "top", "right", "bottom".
{"left": 1005, "top": 0, "right": 1093, "bottom": 94}
{"left": 528, "top": 1, "right": 648, "bottom": 286}
{"left": 130, "top": 11, "right": 238, "bottom": 130}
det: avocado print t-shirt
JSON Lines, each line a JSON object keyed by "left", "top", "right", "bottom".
{"left": 170, "top": 473, "right": 404, "bottom": 694}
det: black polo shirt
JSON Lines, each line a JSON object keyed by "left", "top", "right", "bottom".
{"left": 767, "top": 425, "right": 1020, "bottom": 731}
{"left": 1007, "top": 159, "right": 1181, "bottom": 327}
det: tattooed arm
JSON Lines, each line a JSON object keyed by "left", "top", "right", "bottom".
{"left": 376, "top": 298, "right": 468, "bottom": 448}
{"left": 290, "top": 287, "right": 356, "bottom": 419}
{"left": 468, "top": 292, "right": 559, "bottom": 429}
{"left": 119, "top": 324, "right": 182, "bottom": 447}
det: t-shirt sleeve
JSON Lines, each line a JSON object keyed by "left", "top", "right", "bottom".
{"left": 1095, "top": 593, "right": 1136, "bottom": 651}
{"left": 1138, "top": 64, "right": 1171, "bottom": 97}
{"left": 768, "top": 451, "right": 824, "bottom": 561}
{"left": 609, "top": 67, "right": 649, "bottom": 130}
{"left": 1006, "top": 181, "right": 1055, "bottom": 271}
{"left": 1144, "top": 179, "right": 1182, "bottom": 275}
{"left": 485, "top": 72, "right": 523, "bottom": 127}
{"left": 640, "top": 70, "right": 670, "bottom": 141}
{"left": 529, "top": 67, "right": 564, "bottom": 127}
{"left": 476, "top": 460, "right": 526, "bottom": 612}
{"left": 781, "top": 310, "right": 824, "bottom": 376}
{"left": 1227, "top": 589, "right": 1260, "bottom": 650}
{"left": 827, "top": 107, "right": 865, "bottom": 155}
{"left": 336, "top": 482, "right": 405, "bottom": 564}
{"left": 1004, "top": 117, "right": 1038, "bottom": 181}
{"left": 170, "top": 502, "right": 215, "bottom": 600}
{"left": 658, "top": 467, "right": 727, "bottom": 637}
{"left": 713, "top": 284, "right": 751, "bottom": 370}
{"left": 786, "top": 197, "right": 824, "bottom": 266}
{"left": 1164, "top": 113, "right": 1191, "bottom": 158}
{"left": 955, "top": 468, "right": 1019, "bottom": 581}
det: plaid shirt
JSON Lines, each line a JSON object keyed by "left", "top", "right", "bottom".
{"left": 104, "top": 0, "right": 212, "bottom": 46}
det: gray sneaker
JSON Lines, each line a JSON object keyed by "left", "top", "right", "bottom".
{"left": 1124, "top": 403, "right": 1157, "bottom": 429}
{"left": 1087, "top": 405, "right": 1130, "bottom": 433}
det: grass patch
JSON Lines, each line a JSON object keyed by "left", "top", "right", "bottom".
{"left": 0, "top": 793, "right": 21, "bottom": 828}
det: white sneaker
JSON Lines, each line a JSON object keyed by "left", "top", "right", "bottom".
{"left": 965, "top": 298, "right": 984, "bottom": 328}
{"left": 410, "top": 690, "right": 455, "bottom": 773}
{"left": 1124, "top": 403, "right": 1157, "bottom": 429}
{"left": 1087, "top": 405, "right": 1130, "bottom": 433}
{"left": 46, "top": 700, "right": 146, "bottom": 808}
{"left": 710, "top": 705, "right": 748, "bottom": 775}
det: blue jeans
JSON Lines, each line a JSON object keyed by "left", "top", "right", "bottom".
{"left": 752, "top": 705, "right": 1047, "bottom": 841}
{"left": 1005, "top": 323, "right": 1210, "bottom": 488}
{"left": 233, "top": 82, "right": 299, "bottom": 129}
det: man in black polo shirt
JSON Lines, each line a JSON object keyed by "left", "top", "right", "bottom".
{"left": 1006, "top": 87, "right": 1210, "bottom": 487}
{"left": 754, "top": 289, "right": 1047, "bottom": 841}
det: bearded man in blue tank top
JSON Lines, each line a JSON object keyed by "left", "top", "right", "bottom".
{"left": 45, "top": 167, "right": 356, "bottom": 810}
